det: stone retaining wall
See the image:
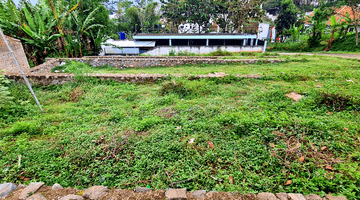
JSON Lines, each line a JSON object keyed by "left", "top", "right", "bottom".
{"left": 3, "top": 56, "right": 282, "bottom": 85}
{"left": 0, "top": 35, "right": 30, "bottom": 73}
{"left": 3, "top": 72, "right": 262, "bottom": 86}
{"left": 36, "top": 57, "right": 284, "bottom": 73}
{"left": 0, "top": 182, "right": 348, "bottom": 200}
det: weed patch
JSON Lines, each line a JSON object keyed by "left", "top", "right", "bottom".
{"left": 315, "top": 93, "right": 359, "bottom": 111}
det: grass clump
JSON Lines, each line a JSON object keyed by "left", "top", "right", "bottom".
{"left": 208, "top": 49, "right": 234, "bottom": 56}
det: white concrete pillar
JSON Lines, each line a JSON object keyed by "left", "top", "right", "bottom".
{"left": 250, "top": 38, "right": 254, "bottom": 46}
{"left": 255, "top": 39, "right": 258, "bottom": 46}
{"left": 169, "top": 39, "right": 172, "bottom": 46}
{"left": 206, "top": 39, "right": 209, "bottom": 46}
{"left": 263, "top": 40, "right": 267, "bottom": 53}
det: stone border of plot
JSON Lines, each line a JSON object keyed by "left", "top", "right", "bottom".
{"left": 0, "top": 182, "right": 348, "bottom": 200}
{"left": 2, "top": 56, "right": 281, "bottom": 85}
{"left": 34, "top": 57, "right": 284, "bottom": 73}
{"left": 3, "top": 72, "right": 262, "bottom": 86}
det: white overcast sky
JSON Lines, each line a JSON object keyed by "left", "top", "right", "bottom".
{"left": 13, "top": 0, "right": 39, "bottom": 6}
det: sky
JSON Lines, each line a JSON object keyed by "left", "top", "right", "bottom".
{"left": 13, "top": 0, "right": 38, "bottom": 6}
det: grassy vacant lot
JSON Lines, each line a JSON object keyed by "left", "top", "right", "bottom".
{"left": 1, "top": 55, "right": 360, "bottom": 199}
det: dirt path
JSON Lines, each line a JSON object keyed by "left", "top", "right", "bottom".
{"left": 279, "top": 52, "right": 360, "bottom": 59}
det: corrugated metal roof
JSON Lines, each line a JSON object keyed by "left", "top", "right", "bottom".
{"left": 104, "top": 40, "right": 156, "bottom": 47}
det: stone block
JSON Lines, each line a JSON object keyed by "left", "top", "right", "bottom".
{"left": 257, "top": 192, "right": 278, "bottom": 200}
{"left": 135, "top": 186, "right": 152, "bottom": 193}
{"left": 60, "top": 194, "right": 85, "bottom": 200}
{"left": 288, "top": 193, "right": 306, "bottom": 200}
{"left": 191, "top": 190, "right": 206, "bottom": 199}
{"left": 324, "top": 195, "right": 347, "bottom": 200}
{"left": 0, "top": 183, "right": 17, "bottom": 199}
{"left": 82, "top": 186, "right": 108, "bottom": 200}
{"left": 165, "top": 188, "right": 187, "bottom": 200}
{"left": 305, "top": 194, "right": 322, "bottom": 200}
{"left": 19, "top": 182, "right": 44, "bottom": 200}
{"left": 276, "top": 193, "right": 288, "bottom": 200}
{"left": 52, "top": 183, "right": 63, "bottom": 190}
{"left": 26, "top": 193, "right": 47, "bottom": 200}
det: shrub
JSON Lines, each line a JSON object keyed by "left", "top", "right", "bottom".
{"left": 1, "top": 121, "right": 42, "bottom": 136}
{"left": 160, "top": 80, "right": 191, "bottom": 98}
{"left": 0, "top": 71, "right": 13, "bottom": 108}
{"left": 208, "top": 49, "right": 234, "bottom": 56}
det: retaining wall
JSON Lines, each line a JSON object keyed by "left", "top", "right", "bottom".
{"left": 34, "top": 57, "right": 284, "bottom": 73}
{"left": 145, "top": 45, "right": 263, "bottom": 56}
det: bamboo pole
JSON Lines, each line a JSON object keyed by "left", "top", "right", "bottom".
{"left": 0, "top": 28, "right": 43, "bottom": 112}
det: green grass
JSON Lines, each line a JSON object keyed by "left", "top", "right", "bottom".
{"left": 1, "top": 55, "right": 360, "bottom": 199}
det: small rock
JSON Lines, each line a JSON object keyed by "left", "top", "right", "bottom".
{"left": 288, "top": 193, "right": 306, "bottom": 200}
{"left": 165, "top": 188, "right": 187, "bottom": 200}
{"left": 26, "top": 193, "right": 47, "bottom": 200}
{"left": 324, "top": 195, "right": 347, "bottom": 200}
{"left": 276, "top": 193, "right": 288, "bottom": 200}
{"left": 52, "top": 183, "right": 63, "bottom": 190}
{"left": 82, "top": 186, "right": 108, "bottom": 200}
{"left": 19, "top": 182, "right": 44, "bottom": 200}
{"left": 0, "top": 183, "right": 18, "bottom": 199}
{"left": 305, "top": 194, "right": 322, "bottom": 200}
{"left": 135, "top": 186, "right": 152, "bottom": 193}
{"left": 18, "top": 184, "right": 26, "bottom": 188}
{"left": 285, "top": 92, "right": 303, "bottom": 102}
{"left": 191, "top": 190, "right": 206, "bottom": 199}
{"left": 59, "top": 194, "right": 85, "bottom": 200}
{"left": 257, "top": 192, "right": 278, "bottom": 200}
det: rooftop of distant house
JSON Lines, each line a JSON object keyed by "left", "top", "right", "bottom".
{"left": 305, "top": 5, "right": 360, "bottom": 25}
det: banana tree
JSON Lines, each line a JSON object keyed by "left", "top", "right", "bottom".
{"left": 339, "top": 12, "right": 352, "bottom": 39}
{"left": 0, "top": 0, "right": 23, "bottom": 36}
{"left": 20, "top": 4, "right": 62, "bottom": 63}
{"left": 324, "top": 15, "right": 341, "bottom": 51}
{"left": 40, "top": 0, "right": 80, "bottom": 56}
{"left": 69, "top": 7, "right": 102, "bottom": 57}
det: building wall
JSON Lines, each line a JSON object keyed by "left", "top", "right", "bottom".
{"left": 145, "top": 46, "right": 263, "bottom": 56}
{"left": 0, "top": 36, "right": 30, "bottom": 73}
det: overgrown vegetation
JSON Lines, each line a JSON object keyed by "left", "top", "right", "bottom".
{"left": 1, "top": 55, "right": 359, "bottom": 199}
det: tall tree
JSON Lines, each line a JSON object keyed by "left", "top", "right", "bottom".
{"left": 160, "top": 0, "right": 186, "bottom": 33}
{"left": 228, "top": 0, "right": 266, "bottom": 33}
{"left": 307, "top": 3, "right": 332, "bottom": 48}
{"left": 275, "top": 0, "right": 298, "bottom": 39}
{"left": 343, "top": 0, "right": 360, "bottom": 45}
{"left": 182, "top": 0, "right": 216, "bottom": 33}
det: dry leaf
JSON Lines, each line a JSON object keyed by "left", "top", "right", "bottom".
{"left": 176, "top": 126, "right": 182, "bottom": 130}
{"left": 344, "top": 127, "right": 349, "bottom": 131}
{"left": 269, "top": 143, "right": 275, "bottom": 148}
{"left": 207, "top": 141, "right": 215, "bottom": 149}
{"left": 188, "top": 138, "right": 195, "bottom": 144}
{"left": 327, "top": 111, "right": 332, "bottom": 115}
{"left": 285, "top": 92, "right": 302, "bottom": 102}
{"left": 320, "top": 146, "right": 327, "bottom": 151}
{"left": 325, "top": 166, "right": 334, "bottom": 170}
{"left": 299, "top": 156, "right": 305, "bottom": 162}
{"left": 229, "top": 176, "right": 234, "bottom": 184}
{"left": 285, "top": 180, "right": 292, "bottom": 185}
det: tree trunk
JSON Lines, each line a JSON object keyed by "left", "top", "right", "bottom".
{"left": 356, "top": 21, "right": 359, "bottom": 46}
{"left": 325, "top": 30, "right": 335, "bottom": 51}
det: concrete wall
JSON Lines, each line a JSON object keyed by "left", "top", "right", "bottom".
{"left": 0, "top": 36, "right": 30, "bottom": 73}
{"left": 145, "top": 46, "right": 263, "bottom": 56}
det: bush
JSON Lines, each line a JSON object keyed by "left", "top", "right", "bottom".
{"left": 331, "top": 33, "right": 360, "bottom": 52}
{"left": 269, "top": 41, "right": 311, "bottom": 52}
{"left": 208, "top": 49, "right": 234, "bottom": 56}
{"left": 1, "top": 121, "right": 42, "bottom": 136}
{"left": 0, "top": 70, "right": 13, "bottom": 108}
